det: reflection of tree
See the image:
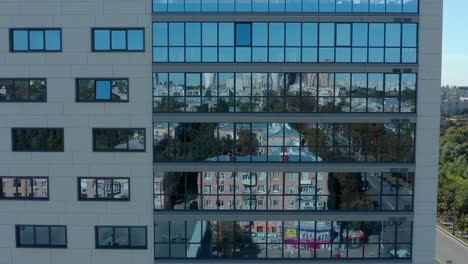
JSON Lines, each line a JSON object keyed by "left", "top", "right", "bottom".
{"left": 165, "top": 172, "right": 198, "bottom": 209}
{"left": 154, "top": 97, "right": 185, "bottom": 112}
{"left": 237, "top": 129, "right": 259, "bottom": 156}
{"left": 328, "top": 173, "right": 373, "bottom": 210}
{"left": 212, "top": 222, "right": 260, "bottom": 258}
{"left": 14, "top": 129, "right": 63, "bottom": 151}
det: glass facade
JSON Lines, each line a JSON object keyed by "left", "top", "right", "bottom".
{"left": 154, "top": 172, "right": 414, "bottom": 211}
{"left": 152, "top": 22, "right": 418, "bottom": 63}
{"left": 154, "top": 122, "right": 415, "bottom": 162}
{"left": 153, "top": 72, "right": 416, "bottom": 113}
{"left": 154, "top": 220, "right": 413, "bottom": 259}
{"left": 153, "top": 0, "right": 419, "bottom": 13}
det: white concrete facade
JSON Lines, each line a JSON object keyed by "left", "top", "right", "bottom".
{"left": 0, "top": 1, "right": 153, "bottom": 264}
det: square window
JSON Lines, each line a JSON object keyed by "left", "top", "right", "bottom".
{"left": 128, "top": 30, "right": 144, "bottom": 50}
{"left": 45, "top": 30, "right": 61, "bottom": 51}
{"left": 111, "top": 30, "right": 127, "bottom": 50}
{"left": 12, "top": 30, "right": 28, "bottom": 51}
{"left": 94, "top": 30, "right": 110, "bottom": 50}
{"left": 29, "top": 31, "right": 44, "bottom": 50}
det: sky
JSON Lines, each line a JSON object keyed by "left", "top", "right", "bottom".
{"left": 442, "top": 0, "right": 468, "bottom": 86}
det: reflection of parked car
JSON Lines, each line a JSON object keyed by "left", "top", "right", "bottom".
{"left": 388, "top": 249, "right": 410, "bottom": 258}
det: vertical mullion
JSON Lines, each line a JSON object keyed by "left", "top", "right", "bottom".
{"left": 42, "top": 30, "right": 46, "bottom": 51}
{"left": 33, "top": 226, "right": 37, "bottom": 246}
{"left": 109, "top": 30, "right": 113, "bottom": 51}
{"left": 94, "top": 178, "right": 99, "bottom": 199}
{"left": 93, "top": 80, "right": 97, "bottom": 101}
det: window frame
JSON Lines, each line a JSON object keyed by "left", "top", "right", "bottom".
{"left": 0, "top": 177, "right": 49, "bottom": 200}
{"left": 91, "top": 28, "right": 145, "bottom": 52}
{"left": 0, "top": 78, "right": 47, "bottom": 102}
{"left": 75, "top": 78, "right": 130, "bottom": 103}
{"left": 15, "top": 225, "right": 67, "bottom": 248}
{"left": 95, "top": 226, "right": 148, "bottom": 249}
{"left": 77, "top": 177, "right": 130, "bottom": 201}
{"left": 11, "top": 128, "right": 65, "bottom": 152}
{"left": 9, "top": 28, "right": 62, "bottom": 52}
{"left": 92, "top": 128, "right": 146, "bottom": 153}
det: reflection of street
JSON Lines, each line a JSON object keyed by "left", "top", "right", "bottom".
{"left": 366, "top": 173, "right": 412, "bottom": 210}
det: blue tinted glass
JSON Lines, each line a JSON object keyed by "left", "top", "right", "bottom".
{"left": 336, "top": 47, "right": 351, "bottom": 62}
{"left": 169, "top": 23, "right": 185, "bottom": 46}
{"left": 237, "top": 0, "right": 252, "bottom": 12}
{"left": 153, "top": 23, "right": 168, "bottom": 46}
{"left": 168, "top": 0, "right": 184, "bottom": 11}
{"left": 219, "top": 0, "right": 235, "bottom": 11}
{"left": 285, "top": 48, "right": 301, "bottom": 62}
{"left": 336, "top": 24, "right": 351, "bottom": 46}
{"left": 269, "top": 47, "right": 284, "bottom": 62}
{"left": 369, "top": 47, "right": 384, "bottom": 62}
{"left": 186, "top": 23, "right": 201, "bottom": 46}
{"left": 369, "top": 23, "right": 384, "bottom": 46}
{"left": 219, "top": 47, "right": 235, "bottom": 62}
{"left": 385, "top": 48, "right": 400, "bottom": 62}
{"left": 302, "top": 47, "right": 318, "bottom": 62}
{"left": 128, "top": 30, "right": 144, "bottom": 50}
{"left": 269, "top": 0, "right": 285, "bottom": 12}
{"left": 252, "top": 0, "right": 268, "bottom": 12}
{"left": 153, "top": 47, "right": 168, "bottom": 62}
{"left": 96, "top": 81, "right": 111, "bottom": 100}
{"left": 319, "top": 47, "right": 334, "bottom": 62}
{"left": 269, "top": 23, "right": 284, "bottom": 46}
{"left": 186, "top": 47, "right": 201, "bottom": 61}
{"left": 319, "top": 23, "right": 335, "bottom": 46}
{"left": 336, "top": 0, "right": 352, "bottom": 12}
{"left": 202, "top": 47, "right": 218, "bottom": 62}
{"left": 13, "top": 30, "right": 28, "bottom": 51}
{"left": 403, "top": 0, "right": 418, "bottom": 13}
{"left": 29, "top": 31, "right": 44, "bottom": 50}
{"left": 385, "top": 24, "right": 401, "bottom": 47}
{"left": 352, "top": 47, "right": 367, "bottom": 62}
{"left": 219, "top": 23, "right": 234, "bottom": 46}
{"left": 202, "top": 0, "right": 217, "bottom": 12}
{"left": 252, "top": 47, "right": 267, "bottom": 62}
{"left": 286, "top": 0, "right": 302, "bottom": 12}
{"left": 353, "top": 0, "right": 369, "bottom": 12}
{"left": 111, "top": 30, "right": 126, "bottom": 50}
{"left": 402, "top": 48, "right": 417, "bottom": 63}
{"left": 169, "top": 47, "right": 185, "bottom": 62}
{"left": 386, "top": 0, "right": 402, "bottom": 12}
{"left": 286, "top": 23, "right": 301, "bottom": 46}
{"left": 236, "top": 47, "right": 251, "bottom": 62}
{"left": 369, "top": 0, "right": 385, "bottom": 12}
{"left": 402, "top": 24, "right": 417, "bottom": 47}
{"left": 303, "top": 0, "right": 319, "bottom": 12}
{"left": 236, "top": 23, "right": 251, "bottom": 46}
{"left": 302, "top": 23, "right": 318, "bottom": 46}
{"left": 319, "top": 0, "right": 335, "bottom": 12}
{"left": 202, "top": 23, "right": 217, "bottom": 46}
{"left": 352, "top": 23, "right": 368, "bottom": 46}
{"left": 45, "top": 30, "right": 61, "bottom": 50}
{"left": 94, "top": 30, "right": 110, "bottom": 50}
{"left": 185, "top": 0, "right": 201, "bottom": 12}
{"left": 252, "top": 23, "right": 268, "bottom": 46}
{"left": 153, "top": 0, "right": 168, "bottom": 12}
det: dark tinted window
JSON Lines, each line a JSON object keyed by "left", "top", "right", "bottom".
{"left": 16, "top": 225, "right": 67, "bottom": 248}
{"left": 96, "top": 226, "right": 147, "bottom": 249}
{"left": 12, "top": 128, "right": 64, "bottom": 152}
{"left": 93, "top": 128, "right": 145, "bottom": 152}
{"left": 236, "top": 23, "right": 251, "bottom": 46}
{"left": 0, "top": 79, "right": 46, "bottom": 102}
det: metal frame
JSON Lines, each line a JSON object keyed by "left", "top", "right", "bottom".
{"left": 95, "top": 226, "right": 148, "bottom": 249}
{"left": 9, "top": 28, "right": 62, "bottom": 52}
{"left": 0, "top": 176, "right": 49, "bottom": 200}
{"left": 75, "top": 78, "right": 130, "bottom": 103}
{"left": 77, "top": 177, "right": 130, "bottom": 201}
{"left": 11, "top": 127, "right": 65, "bottom": 152}
{"left": 15, "top": 225, "right": 67, "bottom": 248}
{"left": 91, "top": 28, "right": 146, "bottom": 52}
{"left": 92, "top": 128, "right": 146, "bottom": 152}
{"left": 0, "top": 78, "right": 47, "bottom": 103}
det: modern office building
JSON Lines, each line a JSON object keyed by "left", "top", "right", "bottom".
{"left": 0, "top": 0, "right": 442, "bottom": 264}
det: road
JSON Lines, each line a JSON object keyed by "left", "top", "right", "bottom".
{"left": 436, "top": 227, "right": 468, "bottom": 264}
